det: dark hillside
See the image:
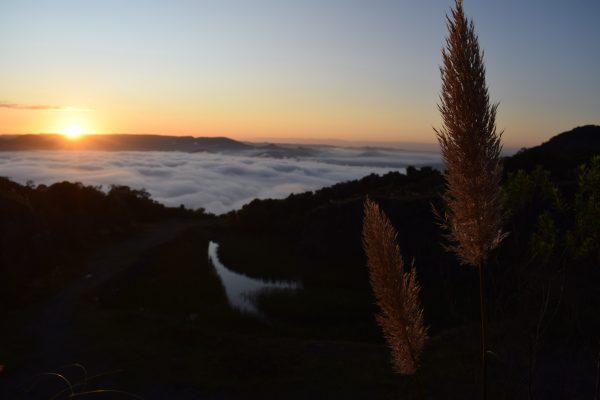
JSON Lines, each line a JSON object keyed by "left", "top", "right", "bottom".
{"left": 0, "top": 178, "right": 206, "bottom": 308}
{"left": 222, "top": 167, "right": 475, "bottom": 332}
{"left": 504, "top": 125, "right": 600, "bottom": 174}
{"left": 222, "top": 127, "right": 600, "bottom": 338}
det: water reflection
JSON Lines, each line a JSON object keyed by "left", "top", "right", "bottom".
{"left": 208, "top": 241, "right": 300, "bottom": 315}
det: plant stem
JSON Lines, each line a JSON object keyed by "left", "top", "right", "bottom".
{"left": 595, "top": 355, "right": 600, "bottom": 400}
{"left": 400, "top": 320, "right": 426, "bottom": 399}
{"left": 414, "top": 369, "right": 427, "bottom": 400}
{"left": 528, "top": 339, "right": 534, "bottom": 400}
{"left": 479, "top": 260, "right": 488, "bottom": 400}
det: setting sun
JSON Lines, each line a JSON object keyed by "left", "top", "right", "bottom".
{"left": 63, "top": 124, "right": 84, "bottom": 140}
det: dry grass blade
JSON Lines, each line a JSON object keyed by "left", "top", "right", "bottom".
{"left": 67, "top": 389, "right": 144, "bottom": 399}
{"left": 26, "top": 372, "right": 75, "bottom": 396}
{"left": 49, "top": 368, "right": 128, "bottom": 400}
{"left": 362, "top": 199, "right": 428, "bottom": 375}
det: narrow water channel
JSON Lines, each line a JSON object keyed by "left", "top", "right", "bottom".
{"left": 208, "top": 241, "right": 300, "bottom": 315}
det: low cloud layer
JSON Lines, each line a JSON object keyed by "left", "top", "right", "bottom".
{"left": 0, "top": 148, "right": 440, "bottom": 214}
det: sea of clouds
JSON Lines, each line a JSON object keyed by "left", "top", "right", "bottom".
{"left": 0, "top": 147, "right": 440, "bottom": 214}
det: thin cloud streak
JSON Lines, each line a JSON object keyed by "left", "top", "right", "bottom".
{"left": 0, "top": 102, "right": 88, "bottom": 111}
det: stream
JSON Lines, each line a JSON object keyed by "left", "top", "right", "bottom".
{"left": 208, "top": 241, "right": 300, "bottom": 315}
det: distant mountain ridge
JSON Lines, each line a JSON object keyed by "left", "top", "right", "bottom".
{"left": 0, "top": 134, "right": 252, "bottom": 152}
{"left": 1, "top": 126, "right": 597, "bottom": 172}
{"left": 0, "top": 134, "right": 432, "bottom": 158}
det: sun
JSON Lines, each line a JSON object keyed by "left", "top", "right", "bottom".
{"left": 63, "top": 124, "right": 84, "bottom": 140}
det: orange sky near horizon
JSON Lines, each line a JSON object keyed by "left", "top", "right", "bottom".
{"left": 0, "top": 102, "right": 438, "bottom": 144}
{"left": 1, "top": 101, "right": 589, "bottom": 149}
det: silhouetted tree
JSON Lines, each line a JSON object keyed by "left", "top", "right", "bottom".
{"left": 570, "top": 155, "right": 600, "bottom": 262}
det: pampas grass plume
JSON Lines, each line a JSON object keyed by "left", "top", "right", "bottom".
{"left": 362, "top": 199, "right": 428, "bottom": 375}
{"left": 434, "top": 0, "right": 505, "bottom": 268}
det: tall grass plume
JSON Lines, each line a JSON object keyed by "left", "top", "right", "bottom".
{"left": 435, "top": 0, "right": 504, "bottom": 267}
{"left": 362, "top": 199, "right": 428, "bottom": 375}
{"left": 434, "top": 0, "right": 505, "bottom": 397}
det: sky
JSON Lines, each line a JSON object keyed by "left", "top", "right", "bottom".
{"left": 1, "top": 0, "right": 598, "bottom": 148}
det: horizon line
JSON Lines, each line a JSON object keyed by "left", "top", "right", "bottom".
{"left": 0, "top": 132, "right": 525, "bottom": 152}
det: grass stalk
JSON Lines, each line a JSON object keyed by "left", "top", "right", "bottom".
{"left": 479, "top": 260, "right": 488, "bottom": 400}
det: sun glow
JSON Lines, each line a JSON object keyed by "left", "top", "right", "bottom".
{"left": 63, "top": 124, "right": 84, "bottom": 139}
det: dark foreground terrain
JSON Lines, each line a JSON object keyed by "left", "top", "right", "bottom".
{"left": 1, "top": 125, "right": 599, "bottom": 399}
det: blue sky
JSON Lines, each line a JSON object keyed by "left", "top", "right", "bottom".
{"left": 1, "top": 0, "right": 598, "bottom": 147}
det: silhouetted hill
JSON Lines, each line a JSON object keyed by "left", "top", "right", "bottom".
{"left": 224, "top": 125, "right": 600, "bottom": 274}
{"left": 223, "top": 167, "right": 453, "bottom": 322}
{"left": 222, "top": 126, "right": 600, "bottom": 336}
{"left": 504, "top": 125, "right": 600, "bottom": 174}
{"left": 0, "top": 178, "right": 207, "bottom": 308}
{"left": 0, "top": 134, "right": 252, "bottom": 152}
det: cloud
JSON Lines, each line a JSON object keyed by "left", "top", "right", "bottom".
{"left": 0, "top": 147, "right": 440, "bottom": 215}
{"left": 0, "top": 102, "right": 88, "bottom": 111}
{"left": 0, "top": 102, "right": 63, "bottom": 110}
{"left": 240, "top": 145, "right": 442, "bottom": 169}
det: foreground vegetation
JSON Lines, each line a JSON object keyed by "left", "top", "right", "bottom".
{"left": 0, "top": 125, "right": 598, "bottom": 398}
